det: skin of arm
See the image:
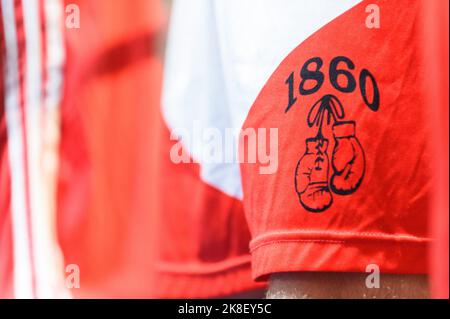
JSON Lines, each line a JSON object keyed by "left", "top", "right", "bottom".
{"left": 266, "top": 272, "right": 429, "bottom": 299}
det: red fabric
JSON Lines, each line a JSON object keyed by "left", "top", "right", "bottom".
{"left": 58, "top": 0, "right": 262, "bottom": 298}
{"left": 241, "top": 0, "right": 432, "bottom": 280}
{"left": 58, "top": 0, "right": 166, "bottom": 298}
{"left": 0, "top": 19, "right": 14, "bottom": 297}
{"left": 150, "top": 122, "right": 264, "bottom": 298}
{"left": 421, "top": 0, "right": 449, "bottom": 299}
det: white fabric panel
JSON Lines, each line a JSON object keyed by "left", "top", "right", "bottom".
{"left": 23, "top": 0, "right": 44, "bottom": 299}
{"left": 40, "top": 0, "right": 70, "bottom": 299}
{"left": 2, "top": 0, "right": 34, "bottom": 299}
{"left": 2, "top": 0, "right": 68, "bottom": 298}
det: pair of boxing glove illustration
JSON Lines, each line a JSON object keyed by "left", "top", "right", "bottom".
{"left": 295, "top": 95, "right": 365, "bottom": 213}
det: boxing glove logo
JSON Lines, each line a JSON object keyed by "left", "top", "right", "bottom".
{"left": 294, "top": 95, "right": 366, "bottom": 213}
{"left": 330, "top": 121, "right": 365, "bottom": 195}
{"left": 284, "top": 56, "right": 379, "bottom": 213}
{"left": 295, "top": 138, "right": 333, "bottom": 212}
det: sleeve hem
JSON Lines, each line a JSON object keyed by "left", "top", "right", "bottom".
{"left": 250, "top": 235, "right": 429, "bottom": 282}
{"left": 150, "top": 259, "right": 265, "bottom": 298}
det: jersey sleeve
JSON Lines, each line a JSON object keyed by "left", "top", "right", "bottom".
{"left": 240, "top": 0, "right": 433, "bottom": 281}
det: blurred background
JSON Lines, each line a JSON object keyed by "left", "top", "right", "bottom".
{"left": 57, "top": 0, "right": 169, "bottom": 297}
{"left": 0, "top": 0, "right": 448, "bottom": 299}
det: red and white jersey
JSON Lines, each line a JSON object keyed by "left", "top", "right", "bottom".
{"left": 161, "top": 0, "right": 447, "bottom": 295}
{"left": 0, "top": 0, "right": 68, "bottom": 298}
{"left": 1, "top": 0, "right": 165, "bottom": 299}
{"left": 158, "top": 0, "right": 361, "bottom": 297}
